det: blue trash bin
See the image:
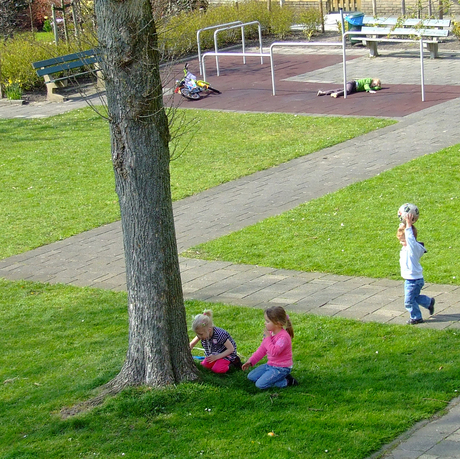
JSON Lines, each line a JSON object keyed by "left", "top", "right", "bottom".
{"left": 345, "top": 12, "right": 364, "bottom": 44}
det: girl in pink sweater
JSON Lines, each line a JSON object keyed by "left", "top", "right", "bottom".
{"left": 242, "top": 306, "right": 298, "bottom": 389}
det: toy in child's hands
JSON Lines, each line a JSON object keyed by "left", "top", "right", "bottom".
{"left": 398, "top": 203, "right": 419, "bottom": 223}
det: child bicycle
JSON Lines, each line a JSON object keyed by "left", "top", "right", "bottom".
{"left": 174, "top": 63, "right": 221, "bottom": 100}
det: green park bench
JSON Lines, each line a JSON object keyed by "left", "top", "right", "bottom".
{"left": 32, "top": 49, "right": 104, "bottom": 102}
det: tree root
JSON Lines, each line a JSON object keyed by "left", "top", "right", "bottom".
{"left": 59, "top": 377, "right": 129, "bottom": 419}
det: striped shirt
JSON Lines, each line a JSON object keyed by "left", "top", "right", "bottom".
{"left": 201, "top": 327, "right": 237, "bottom": 361}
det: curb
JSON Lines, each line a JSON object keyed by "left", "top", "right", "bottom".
{"left": 0, "top": 98, "right": 26, "bottom": 105}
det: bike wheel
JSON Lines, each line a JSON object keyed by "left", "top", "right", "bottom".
{"left": 208, "top": 87, "right": 221, "bottom": 94}
{"left": 180, "top": 88, "right": 201, "bottom": 100}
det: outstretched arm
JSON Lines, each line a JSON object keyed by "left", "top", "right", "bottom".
{"left": 189, "top": 336, "right": 200, "bottom": 351}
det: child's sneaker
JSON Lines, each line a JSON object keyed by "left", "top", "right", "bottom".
{"left": 429, "top": 298, "right": 435, "bottom": 315}
{"left": 407, "top": 318, "right": 424, "bottom": 325}
{"left": 231, "top": 355, "right": 243, "bottom": 371}
{"left": 317, "top": 90, "right": 325, "bottom": 96}
{"left": 286, "top": 374, "right": 299, "bottom": 386}
{"left": 331, "top": 93, "right": 338, "bottom": 98}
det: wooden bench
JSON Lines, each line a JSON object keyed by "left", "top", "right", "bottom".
{"left": 32, "top": 49, "right": 104, "bottom": 102}
{"left": 357, "top": 17, "right": 451, "bottom": 59}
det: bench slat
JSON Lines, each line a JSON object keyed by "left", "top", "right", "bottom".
{"left": 32, "top": 49, "right": 99, "bottom": 70}
{"left": 35, "top": 56, "right": 100, "bottom": 77}
{"left": 361, "top": 26, "right": 449, "bottom": 37}
{"left": 362, "top": 16, "right": 397, "bottom": 26}
{"left": 362, "top": 16, "right": 451, "bottom": 28}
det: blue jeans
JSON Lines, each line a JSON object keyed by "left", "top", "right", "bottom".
{"left": 247, "top": 364, "right": 291, "bottom": 389}
{"left": 404, "top": 278, "right": 431, "bottom": 320}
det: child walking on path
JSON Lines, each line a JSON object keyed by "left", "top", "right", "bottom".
{"left": 317, "top": 78, "right": 381, "bottom": 98}
{"left": 190, "top": 310, "right": 242, "bottom": 373}
{"left": 242, "top": 306, "right": 298, "bottom": 389}
{"left": 397, "top": 213, "right": 435, "bottom": 325}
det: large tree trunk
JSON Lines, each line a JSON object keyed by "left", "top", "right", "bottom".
{"left": 95, "top": 0, "right": 198, "bottom": 388}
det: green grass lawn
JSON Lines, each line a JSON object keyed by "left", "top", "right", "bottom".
{"left": 1, "top": 279, "right": 459, "bottom": 459}
{"left": 0, "top": 108, "right": 394, "bottom": 259}
{"left": 183, "top": 143, "right": 460, "bottom": 285}
{"left": 3, "top": 108, "right": 459, "bottom": 458}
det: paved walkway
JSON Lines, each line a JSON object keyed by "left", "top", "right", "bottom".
{"left": 1, "top": 44, "right": 460, "bottom": 458}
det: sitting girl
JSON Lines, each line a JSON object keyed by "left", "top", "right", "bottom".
{"left": 242, "top": 306, "right": 298, "bottom": 389}
{"left": 189, "top": 310, "right": 241, "bottom": 373}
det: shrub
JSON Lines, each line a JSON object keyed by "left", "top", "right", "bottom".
{"left": 0, "top": 35, "right": 57, "bottom": 90}
{"left": 158, "top": 0, "right": 273, "bottom": 58}
{"left": 298, "top": 7, "right": 323, "bottom": 40}
{"left": 43, "top": 18, "right": 52, "bottom": 32}
{"left": 268, "top": 4, "right": 295, "bottom": 38}
{"left": 452, "top": 20, "right": 460, "bottom": 40}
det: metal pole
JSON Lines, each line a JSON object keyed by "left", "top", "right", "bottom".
{"left": 197, "top": 30, "right": 203, "bottom": 75}
{"left": 241, "top": 26, "right": 246, "bottom": 66}
{"left": 52, "top": 6, "right": 59, "bottom": 45}
{"left": 420, "top": 37, "right": 425, "bottom": 102}
{"left": 342, "top": 31, "right": 348, "bottom": 98}
{"left": 270, "top": 46, "right": 276, "bottom": 95}
{"left": 340, "top": 8, "right": 345, "bottom": 38}
{"left": 214, "top": 29, "right": 220, "bottom": 76}
{"left": 258, "top": 23, "right": 264, "bottom": 64}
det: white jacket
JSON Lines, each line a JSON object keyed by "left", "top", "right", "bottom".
{"left": 399, "top": 227, "right": 427, "bottom": 280}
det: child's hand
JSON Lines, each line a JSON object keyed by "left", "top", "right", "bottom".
{"left": 405, "top": 213, "right": 414, "bottom": 226}
{"left": 242, "top": 362, "right": 252, "bottom": 371}
{"left": 205, "top": 354, "right": 218, "bottom": 363}
{"left": 369, "top": 90, "right": 376, "bottom": 94}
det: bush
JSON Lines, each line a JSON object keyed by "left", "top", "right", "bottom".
{"left": 452, "top": 20, "right": 460, "bottom": 40}
{"left": 268, "top": 4, "right": 295, "bottom": 38}
{"left": 43, "top": 18, "right": 52, "bottom": 32}
{"left": 0, "top": 35, "right": 59, "bottom": 91}
{"left": 158, "top": 0, "right": 273, "bottom": 59}
{"left": 298, "top": 7, "right": 323, "bottom": 39}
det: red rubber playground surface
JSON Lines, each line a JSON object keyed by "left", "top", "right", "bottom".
{"left": 166, "top": 54, "right": 460, "bottom": 118}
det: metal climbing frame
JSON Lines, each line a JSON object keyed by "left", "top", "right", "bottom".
{"left": 341, "top": 31, "right": 426, "bottom": 101}
{"left": 212, "top": 21, "right": 264, "bottom": 76}
{"left": 269, "top": 42, "right": 343, "bottom": 96}
{"left": 197, "top": 22, "right": 243, "bottom": 75}
{"left": 201, "top": 51, "right": 270, "bottom": 83}
{"left": 201, "top": 32, "right": 428, "bottom": 102}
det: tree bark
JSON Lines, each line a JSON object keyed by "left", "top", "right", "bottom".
{"left": 94, "top": 0, "right": 198, "bottom": 388}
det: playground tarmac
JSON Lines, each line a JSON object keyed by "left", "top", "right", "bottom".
{"left": 1, "top": 41, "right": 460, "bottom": 458}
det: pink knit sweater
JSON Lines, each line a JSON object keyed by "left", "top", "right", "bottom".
{"left": 248, "top": 329, "right": 293, "bottom": 368}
